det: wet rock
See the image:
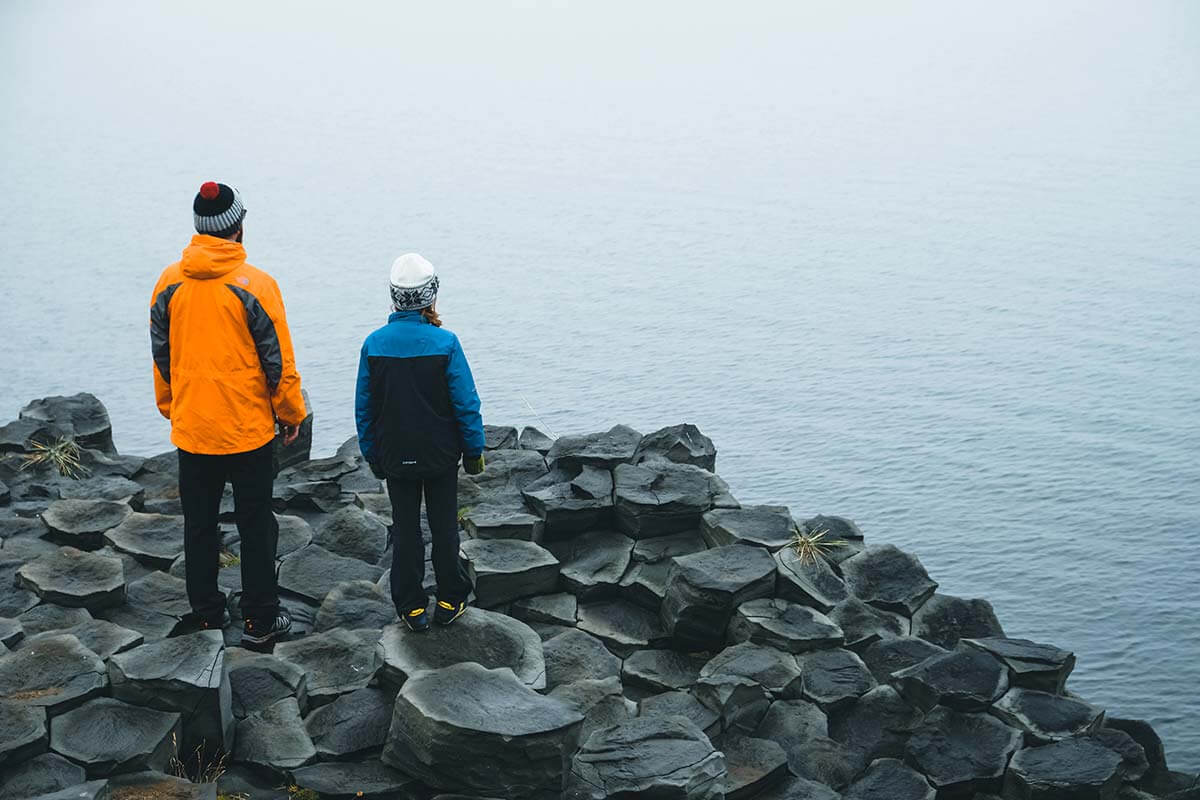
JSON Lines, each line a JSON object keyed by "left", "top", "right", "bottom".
{"left": 17, "top": 604, "right": 93, "bottom": 637}
{"left": 891, "top": 644, "right": 1009, "bottom": 712}
{"left": 461, "top": 504, "right": 545, "bottom": 542}
{"left": 0, "top": 616, "right": 22, "bottom": 648}
{"left": 1003, "top": 736, "right": 1124, "bottom": 799}
{"left": 565, "top": 715, "right": 725, "bottom": 800}
{"left": 827, "top": 596, "right": 909, "bottom": 651}
{"left": 18, "top": 620, "right": 142, "bottom": 660}
{"left": 17, "top": 547, "right": 125, "bottom": 609}
{"left": 19, "top": 394, "right": 114, "bottom": 454}
{"left": 519, "top": 426, "right": 555, "bottom": 454}
{"left": 484, "top": 425, "right": 519, "bottom": 450}
{"left": 905, "top": 706, "right": 1022, "bottom": 795}
{"left": 799, "top": 648, "right": 878, "bottom": 708}
{"left": 639, "top": 690, "right": 721, "bottom": 738}
{"left": 828, "top": 685, "right": 924, "bottom": 761}
{"left": 912, "top": 593, "right": 1006, "bottom": 649}
{"left": 635, "top": 423, "right": 718, "bottom": 472}
{"left": 313, "top": 579, "right": 396, "bottom": 632}
{"left": 521, "top": 465, "right": 614, "bottom": 537}
{"left": 1087, "top": 728, "right": 1149, "bottom": 783}
{"left": 379, "top": 608, "right": 546, "bottom": 690}
{"left": 991, "top": 688, "right": 1105, "bottom": 742}
{"left": 702, "top": 505, "right": 795, "bottom": 550}
{"left": 383, "top": 662, "right": 583, "bottom": 800}
{"left": 623, "top": 649, "right": 708, "bottom": 692}
{"left": 842, "top": 758, "right": 934, "bottom": 800}
{"left": 803, "top": 515, "right": 864, "bottom": 542}
{"left": 774, "top": 547, "right": 849, "bottom": 612}
{"left": 107, "top": 771, "right": 217, "bottom": 800}
{"left": 694, "top": 675, "right": 772, "bottom": 733}
{"left": 461, "top": 538, "right": 559, "bottom": 607}
{"left": 274, "top": 629, "right": 382, "bottom": 705}
{"left": 1105, "top": 717, "right": 1168, "bottom": 790}
{"left": 702, "top": 642, "right": 805, "bottom": 699}
{"left": 40, "top": 500, "right": 132, "bottom": 549}
{"left": 234, "top": 696, "right": 316, "bottom": 772}
{"left": 840, "top": 545, "right": 937, "bottom": 616}
{"left": 613, "top": 461, "right": 729, "bottom": 537}
{"left": 103, "top": 513, "right": 185, "bottom": 569}
{"left": 860, "top": 637, "right": 946, "bottom": 684}
{"left": 661, "top": 544, "right": 776, "bottom": 650}
{"left": 786, "top": 736, "right": 871, "bottom": 790}
{"left": 292, "top": 759, "right": 419, "bottom": 800}
{"left": 278, "top": 544, "right": 385, "bottom": 604}
{"left": 730, "top": 597, "right": 844, "bottom": 653}
{"left": 225, "top": 648, "right": 308, "bottom": 719}
{"left": 50, "top": 696, "right": 180, "bottom": 776}
{"left": 543, "top": 628, "right": 622, "bottom": 690}
{"left": 313, "top": 505, "right": 388, "bottom": 564}
{"left": 963, "top": 637, "right": 1075, "bottom": 694}
{"left": 510, "top": 592, "right": 577, "bottom": 627}
{"left": 547, "top": 424, "right": 642, "bottom": 471}
{"left": 576, "top": 598, "right": 669, "bottom": 657}
{"left": 0, "top": 633, "right": 106, "bottom": 713}
{"left": 0, "top": 699, "right": 47, "bottom": 766}
{"left": 304, "top": 686, "right": 395, "bottom": 760}
{"left": 546, "top": 529, "right": 634, "bottom": 599}
{"left": 0, "top": 752, "right": 86, "bottom": 797}
{"left": 458, "top": 449, "right": 549, "bottom": 508}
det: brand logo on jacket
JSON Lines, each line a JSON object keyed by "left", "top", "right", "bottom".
{"left": 237, "top": 276, "right": 250, "bottom": 286}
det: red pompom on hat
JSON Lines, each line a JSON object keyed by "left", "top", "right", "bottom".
{"left": 192, "top": 181, "right": 245, "bottom": 234}
{"left": 199, "top": 181, "right": 220, "bottom": 200}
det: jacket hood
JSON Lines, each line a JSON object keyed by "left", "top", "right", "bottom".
{"left": 180, "top": 234, "right": 246, "bottom": 279}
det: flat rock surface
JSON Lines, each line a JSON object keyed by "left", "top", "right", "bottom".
{"left": 102, "top": 512, "right": 185, "bottom": 568}
{"left": 50, "top": 696, "right": 180, "bottom": 776}
{"left": 313, "top": 579, "right": 396, "bottom": 632}
{"left": 702, "top": 505, "right": 795, "bottom": 550}
{"left": 991, "top": 687, "right": 1106, "bottom": 742}
{"left": 703, "top": 642, "right": 805, "bottom": 699}
{"left": 278, "top": 544, "right": 385, "bottom": 604}
{"left": 547, "top": 424, "right": 642, "bottom": 470}
{"left": 773, "top": 547, "right": 848, "bottom": 612}
{"left": 661, "top": 544, "right": 777, "bottom": 650}
{"left": 226, "top": 649, "right": 308, "bottom": 719}
{"left": 292, "top": 759, "right": 419, "bottom": 800}
{"left": 622, "top": 649, "right": 707, "bottom": 692}
{"left": 461, "top": 538, "right": 560, "bottom": 607}
{"left": 576, "top": 598, "right": 668, "bottom": 657}
{"left": 730, "top": 597, "right": 845, "bottom": 653}
{"left": 891, "top": 644, "right": 1009, "bottom": 712}
{"left": 721, "top": 734, "right": 789, "bottom": 800}
{"left": 828, "top": 596, "right": 909, "bottom": 650}
{"left": 546, "top": 529, "right": 634, "bottom": 599}
{"left": 842, "top": 757, "right": 935, "bottom": 800}
{"left": 17, "top": 547, "right": 125, "bottom": 610}
{"left": 827, "top": 685, "right": 923, "bottom": 762}
{"left": 963, "top": 636, "right": 1075, "bottom": 693}
{"left": 274, "top": 628, "right": 382, "bottom": 703}
{"left": 911, "top": 593, "right": 1005, "bottom": 649}
{"left": 510, "top": 592, "right": 577, "bottom": 627}
{"left": 235, "top": 696, "right": 316, "bottom": 772}
{"left": 639, "top": 690, "right": 721, "bottom": 737}
{"left": 840, "top": 545, "right": 937, "bottom": 616}
{"left": 0, "top": 698, "right": 47, "bottom": 765}
{"left": 0, "top": 632, "right": 106, "bottom": 713}
{"left": 40, "top": 499, "right": 132, "bottom": 545}
{"left": 313, "top": 505, "right": 388, "bottom": 564}
{"left": 860, "top": 637, "right": 946, "bottom": 684}
{"left": 905, "top": 706, "right": 1022, "bottom": 793}
{"left": 1004, "top": 736, "right": 1124, "bottom": 799}
{"left": 613, "top": 461, "right": 726, "bottom": 537}
{"left": 543, "top": 628, "right": 622, "bottom": 690}
{"left": 304, "top": 686, "right": 395, "bottom": 760}
{"left": 798, "top": 648, "right": 878, "bottom": 707}
{"left": 0, "top": 752, "right": 86, "bottom": 798}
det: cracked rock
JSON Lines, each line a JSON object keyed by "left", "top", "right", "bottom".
{"left": 828, "top": 685, "right": 924, "bottom": 762}
{"left": 963, "top": 637, "right": 1075, "bottom": 694}
{"left": 461, "top": 503, "right": 545, "bottom": 542}
{"left": 274, "top": 628, "right": 381, "bottom": 705}
{"left": 701, "top": 505, "right": 795, "bottom": 551}
{"left": 827, "top": 596, "right": 908, "bottom": 651}
{"left": 905, "top": 706, "right": 1022, "bottom": 795}
{"left": 990, "top": 687, "right": 1106, "bottom": 743}
{"left": 702, "top": 642, "right": 805, "bottom": 699}
{"left": 547, "top": 424, "right": 642, "bottom": 471}
{"left": 50, "top": 696, "right": 180, "bottom": 776}
{"left": 639, "top": 690, "right": 721, "bottom": 739}
{"left": 304, "top": 686, "right": 395, "bottom": 760}
{"left": 461, "top": 538, "right": 560, "bottom": 607}
{"left": 546, "top": 529, "right": 634, "bottom": 600}
{"left": 521, "top": 465, "right": 614, "bottom": 537}
{"left": 623, "top": 649, "right": 708, "bottom": 692}
{"left": 0, "top": 633, "right": 106, "bottom": 714}
{"left": 614, "top": 461, "right": 729, "bottom": 538}
{"left": 729, "top": 597, "right": 844, "bottom": 653}
{"left": 635, "top": 423, "right": 718, "bottom": 472}
{"left": 234, "top": 696, "right": 316, "bottom": 773}
{"left": 510, "top": 592, "right": 577, "bottom": 627}
{"left": 661, "top": 544, "right": 776, "bottom": 651}
{"left": 839, "top": 545, "right": 937, "bottom": 616}
{"left": 890, "top": 644, "right": 1008, "bottom": 712}
{"left": 226, "top": 648, "right": 308, "bottom": 720}
{"left": 576, "top": 598, "right": 669, "bottom": 657}
{"left": 799, "top": 648, "right": 877, "bottom": 709}
{"left": 721, "top": 734, "right": 789, "bottom": 800}
{"left": 0, "top": 699, "right": 47, "bottom": 766}
{"left": 859, "top": 636, "right": 946, "bottom": 684}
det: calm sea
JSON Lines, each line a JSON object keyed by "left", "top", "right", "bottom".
{"left": 2, "top": 0, "right": 1197, "bottom": 771}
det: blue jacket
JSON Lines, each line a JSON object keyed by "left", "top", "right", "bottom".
{"left": 355, "top": 311, "right": 485, "bottom": 477}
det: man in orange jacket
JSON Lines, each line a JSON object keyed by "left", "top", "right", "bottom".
{"left": 150, "top": 181, "right": 305, "bottom": 650}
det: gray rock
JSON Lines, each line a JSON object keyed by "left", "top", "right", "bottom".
{"left": 546, "top": 529, "right": 634, "bottom": 599}
{"left": 484, "top": 425, "right": 519, "bottom": 450}
{"left": 225, "top": 648, "right": 308, "bottom": 719}
{"left": 905, "top": 707, "right": 1022, "bottom": 795}
{"left": 0, "top": 479, "right": 7, "bottom": 505}
{"left": 694, "top": 675, "right": 773, "bottom": 733}
{"left": 661, "top": 544, "right": 776, "bottom": 651}
{"left": 912, "top": 593, "right": 1005, "bottom": 649}
{"left": 16, "top": 604, "right": 93, "bottom": 637}
{"left": 234, "top": 696, "right": 316, "bottom": 772}
{"left": 755, "top": 698, "right": 829, "bottom": 756}
{"left": 40, "top": 500, "right": 132, "bottom": 549}
{"left": 840, "top": 545, "right": 937, "bottom": 616}
{"left": 0, "top": 699, "right": 47, "bottom": 766}
{"left": 304, "top": 686, "right": 395, "bottom": 760}
{"left": 774, "top": 546, "right": 848, "bottom": 612}
{"left": 859, "top": 637, "right": 946, "bottom": 684}
{"left": 461, "top": 538, "right": 560, "bottom": 607}
{"left": 796, "top": 648, "right": 877, "bottom": 708}
{"left": 565, "top": 715, "right": 725, "bottom": 800}
{"left": 313, "top": 579, "right": 396, "bottom": 632}
{"left": 0, "top": 615, "right": 23, "bottom": 648}
{"left": 17, "top": 547, "right": 125, "bottom": 609}
{"left": 543, "top": 628, "right": 622, "bottom": 690}
{"left": 107, "top": 771, "right": 217, "bottom": 799}
{"left": 635, "top": 423, "right": 718, "bottom": 472}
{"left": 274, "top": 629, "right": 382, "bottom": 705}
{"left": 730, "top": 598, "right": 844, "bottom": 654}
{"left": 963, "top": 637, "right": 1075, "bottom": 694}
{"left": 56, "top": 477, "right": 144, "bottom": 508}
{"left": 19, "top": 394, "right": 114, "bottom": 454}
{"left": 703, "top": 642, "right": 805, "bottom": 699}
{"left": 379, "top": 608, "right": 546, "bottom": 690}
{"left": 0, "top": 752, "right": 86, "bottom": 797}
{"left": 313, "top": 505, "right": 388, "bottom": 564}
{"left": 26, "top": 780, "right": 114, "bottom": 800}
{"left": 702, "top": 506, "right": 795, "bottom": 550}
{"left": 521, "top": 465, "right": 614, "bottom": 537}
{"left": 49, "top": 696, "right": 179, "bottom": 776}
{"left": 278, "top": 544, "right": 385, "bottom": 604}
{"left": 519, "top": 426, "right": 555, "bottom": 454}
{"left": 92, "top": 604, "right": 178, "bottom": 643}
{"left": 828, "top": 685, "right": 924, "bottom": 762}
{"left": 0, "top": 633, "right": 106, "bottom": 713}
{"left": 18, "top": 620, "right": 142, "bottom": 660}
{"left": 510, "top": 592, "right": 577, "bottom": 627}
{"left": 639, "top": 691, "right": 722, "bottom": 738}
{"left": 633, "top": 529, "right": 709, "bottom": 563}
{"left": 278, "top": 454, "right": 359, "bottom": 485}
{"left": 458, "top": 449, "right": 549, "bottom": 508}
{"left": 383, "top": 662, "right": 583, "bottom": 800}
{"left": 842, "top": 758, "right": 935, "bottom": 800}
{"left": 721, "top": 734, "right": 789, "bottom": 800}
{"left": 462, "top": 504, "right": 545, "bottom": 542}
{"left": 617, "top": 561, "right": 674, "bottom": 611}
{"left": 548, "top": 676, "right": 636, "bottom": 744}
{"left": 803, "top": 515, "right": 864, "bottom": 542}
{"left": 292, "top": 759, "right": 419, "bottom": 800}
{"left": 623, "top": 649, "right": 708, "bottom": 692}
{"left": 754, "top": 775, "right": 843, "bottom": 800}
{"left": 0, "top": 569, "right": 42, "bottom": 618}
{"left": 827, "top": 596, "right": 909, "bottom": 651}
{"left": 103, "top": 513, "right": 185, "bottom": 569}
{"left": 613, "top": 461, "right": 728, "bottom": 537}
{"left": 1087, "top": 728, "right": 1149, "bottom": 783}
{"left": 991, "top": 687, "right": 1105, "bottom": 743}
{"left": 1003, "top": 736, "right": 1124, "bottom": 799}
{"left": 547, "top": 424, "right": 642, "bottom": 471}
{"left": 891, "top": 644, "right": 1009, "bottom": 712}
{"left": 275, "top": 479, "right": 343, "bottom": 513}
{"left": 785, "top": 735, "right": 871, "bottom": 790}
{"left": 124, "top": 570, "right": 191, "bottom": 618}
{"left": 1105, "top": 717, "right": 1168, "bottom": 790}
{"left": 576, "top": 598, "right": 669, "bottom": 657}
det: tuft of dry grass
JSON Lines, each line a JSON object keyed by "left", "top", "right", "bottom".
{"left": 20, "top": 437, "right": 90, "bottom": 479}
{"left": 218, "top": 549, "right": 241, "bottom": 568}
{"left": 789, "top": 526, "right": 848, "bottom": 566}
{"left": 168, "top": 732, "right": 229, "bottom": 785}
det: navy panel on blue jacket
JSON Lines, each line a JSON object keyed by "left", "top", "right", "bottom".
{"left": 355, "top": 311, "right": 485, "bottom": 478}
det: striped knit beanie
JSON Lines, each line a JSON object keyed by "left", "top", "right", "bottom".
{"left": 193, "top": 181, "right": 246, "bottom": 234}
{"left": 389, "top": 253, "right": 439, "bottom": 311}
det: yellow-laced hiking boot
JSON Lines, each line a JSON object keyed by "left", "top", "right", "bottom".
{"left": 403, "top": 606, "right": 430, "bottom": 632}
{"left": 434, "top": 599, "right": 467, "bottom": 626}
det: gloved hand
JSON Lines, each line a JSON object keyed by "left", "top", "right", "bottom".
{"left": 463, "top": 453, "right": 485, "bottom": 476}
{"left": 369, "top": 462, "right": 387, "bottom": 480}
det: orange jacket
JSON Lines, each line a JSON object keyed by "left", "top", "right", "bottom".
{"left": 150, "top": 235, "right": 305, "bottom": 455}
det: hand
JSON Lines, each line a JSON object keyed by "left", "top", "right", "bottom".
{"left": 280, "top": 424, "right": 300, "bottom": 446}
{"left": 369, "top": 462, "right": 387, "bottom": 480}
{"left": 463, "top": 453, "right": 485, "bottom": 476}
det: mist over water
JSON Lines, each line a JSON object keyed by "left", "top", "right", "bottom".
{"left": 2, "top": 0, "right": 1198, "bottom": 770}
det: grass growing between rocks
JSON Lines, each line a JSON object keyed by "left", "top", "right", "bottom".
{"left": 168, "top": 733, "right": 229, "bottom": 785}
{"left": 219, "top": 549, "right": 241, "bottom": 568}
{"left": 789, "top": 525, "right": 848, "bottom": 565}
{"left": 19, "top": 436, "right": 90, "bottom": 478}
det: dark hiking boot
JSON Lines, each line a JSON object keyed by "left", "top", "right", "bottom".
{"left": 403, "top": 606, "right": 430, "bottom": 632}
{"left": 434, "top": 599, "right": 468, "bottom": 626}
{"left": 241, "top": 610, "right": 292, "bottom": 651}
{"left": 173, "top": 609, "right": 229, "bottom": 636}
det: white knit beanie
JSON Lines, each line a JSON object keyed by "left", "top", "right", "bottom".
{"left": 389, "top": 253, "right": 439, "bottom": 311}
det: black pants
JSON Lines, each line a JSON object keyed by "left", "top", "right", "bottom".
{"left": 178, "top": 441, "right": 279, "bottom": 623}
{"left": 387, "top": 469, "right": 472, "bottom": 612}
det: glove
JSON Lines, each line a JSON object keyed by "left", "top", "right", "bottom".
{"left": 463, "top": 453, "right": 485, "bottom": 476}
{"left": 368, "top": 462, "right": 387, "bottom": 480}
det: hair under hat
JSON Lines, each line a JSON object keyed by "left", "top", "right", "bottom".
{"left": 193, "top": 181, "right": 246, "bottom": 234}
{"left": 390, "top": 253, "right": 440, "bottom": 311}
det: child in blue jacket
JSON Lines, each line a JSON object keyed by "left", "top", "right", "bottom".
{"left": 355, "top": 253, "right": 486, "bottom": 631}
